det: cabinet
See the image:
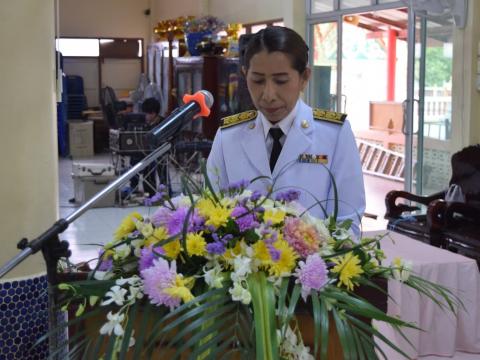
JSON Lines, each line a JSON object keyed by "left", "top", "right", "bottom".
{"left": 174, "top": 55, "right": 253, "bottom": 140}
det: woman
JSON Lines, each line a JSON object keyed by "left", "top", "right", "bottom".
{"left": 207, "top": 26, "right": 365, "bottom": 237}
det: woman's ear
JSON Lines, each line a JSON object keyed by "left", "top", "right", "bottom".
{"left": 242, "top": 66, "right": 247, "bottom": 77}
{"left": 300, "top": 67, "right": 311, "bottom": 91}
{"left": 303, "top": 67, "right": 311, "bottom": 82}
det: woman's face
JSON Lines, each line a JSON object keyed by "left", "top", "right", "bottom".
{"left": 244, "top": 50, "right": 310, "bottom": 123}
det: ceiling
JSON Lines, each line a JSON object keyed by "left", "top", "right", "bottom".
{"left": 344, "top": 7, "right": 454, "bottom": 44}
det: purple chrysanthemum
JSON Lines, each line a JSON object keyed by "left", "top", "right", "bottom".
{"left": 166, "top": 207, "right": 205, "bottom": 235}
{"left": 231, "top": 206, "right": 258, "bottom": 232}
{"left": 141, "top": 258, "right": 180, "bottom": 310}
{"left": 139, "top": 246, "right": 165, "bottom": 272}
{"left": 206, "top": 241, "right": 226, "bottom": 255}
{"left": 294, "top": 253, "right": 329, "bottom": 301}
{"left": 151, "top": 206, "right": 172, "bottom": 227}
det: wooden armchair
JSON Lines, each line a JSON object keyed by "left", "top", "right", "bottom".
{"left": 384, "top": 190, "right": 445, "bottom": 245}
{"left": 428, "top": 199, "right": 480, "bottom": 267}
{"left": 385, "top": 145, "right": 480, "bottom": 250}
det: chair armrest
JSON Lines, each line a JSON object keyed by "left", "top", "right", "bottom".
{"left": 444, "top": 202, "right": 480, "bottom": 226}
{"left": 385, "top": 190, "right": 445, "bottom": 219}
{"left": 426, "top": 199, "right": 447, "bottom": 230}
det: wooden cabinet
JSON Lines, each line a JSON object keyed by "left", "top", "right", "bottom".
{"left": 174, "top": 55, "right": 252, "bottom": 140}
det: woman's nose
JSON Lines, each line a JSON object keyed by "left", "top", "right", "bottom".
{"left": 261, "top": 81, "right": 276, "bottom": 102}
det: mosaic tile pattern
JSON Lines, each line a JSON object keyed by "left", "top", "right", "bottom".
{"left": 0, "top": 274, "right": 49, "bottom": 360}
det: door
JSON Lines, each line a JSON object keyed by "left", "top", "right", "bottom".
{"left": 409, "top": 13, "right": 454, "bottom": 196}
{"left": 308, "top": 3, "right": 455, "bottom": 227}
{"left": 309, "top": 8, "right": 409, "bottom": 227}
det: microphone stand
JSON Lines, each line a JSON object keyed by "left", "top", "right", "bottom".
{"left": 0, "top": 142, "right": 171, "bottom": 357}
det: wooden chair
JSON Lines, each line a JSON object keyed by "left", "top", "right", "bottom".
{"left": 385, "top": 145, "right": 480, "bottom": 250}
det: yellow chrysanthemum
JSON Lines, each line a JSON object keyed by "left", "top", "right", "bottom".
{"left": 264, "top": 209, "right": 286, "bottom": 225}
{"left": 205, "top": 206, "right": 231, "bottom": 228}
{"left": 144, "top": 227, "right": 169, "bottom": 247}
{"left": 223, "top": 240, "right": 245, "bottom": 262}
{"left": 331, "top": 252, "right": 364, "bottom": 291}
{"left": 186, "top": 232, "right": 207, "bottom": 257}
{"left": 268, "top": 240, "right": 298, "bottom": 277}
{"left": 163, "top": 239, "right": 181, "bottom": 259}
{"left": 196, "top": 198, "right": 216, "bottom": 217}
{"left": 165, "top": 275, "right": 195, "bottom": 303}
{"left": 252, "top": 241, "right": 271, "bottom": 267}
{"left": 114, "top": 212, "right": 143, "bottom": 241}
{"left": 196, "top": 198, "right": 231, "bottom": 228}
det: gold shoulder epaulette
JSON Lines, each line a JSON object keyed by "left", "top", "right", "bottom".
{"left": 312, "top": 108, "right": 347, "bottom": 125}
{"left": 220, "top": 110, "right": 257, "bottom": 129}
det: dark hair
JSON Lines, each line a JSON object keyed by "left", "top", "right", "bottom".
{"left": 243, "top": 26, "right": 309, "bottom": 74}
{"left": 142, "top": 97, "right": 160, "bottom": 114}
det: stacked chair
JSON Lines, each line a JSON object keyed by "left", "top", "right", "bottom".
{"left": 66, "top": 75, "right": 87, "bottom": 119}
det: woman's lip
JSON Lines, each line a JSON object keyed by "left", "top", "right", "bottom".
{"left": 263, "top": 107, "right": 281, "bottom": 113}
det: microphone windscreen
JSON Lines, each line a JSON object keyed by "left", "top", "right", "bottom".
{"left": 199, "top": 90, "right": 214, "bottom": 109}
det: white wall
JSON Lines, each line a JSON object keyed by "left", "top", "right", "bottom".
{"left": 0, "top": 0, "right": 57, "bottom": 278}
{"left": 208, "top": 0, "right": 282, "bottom": 24}
{"left": 153, "top": 0, "right": 207, "bottom": 21}
{"left": 60, "top": 0, "right": 150, "bottom": 40}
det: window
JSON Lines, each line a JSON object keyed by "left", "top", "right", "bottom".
{"left": 56, "top": 38, "right": 99, "bottom": 57}
{"left": 56, "top": 38, "right": 143, "bottom": 58}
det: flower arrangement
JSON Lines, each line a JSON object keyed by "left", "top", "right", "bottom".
{"left": 183, "top": 15, "right": 226, "bottom": 34}
{"left": 54, "top": 173, "right": 459, "bottom": 360}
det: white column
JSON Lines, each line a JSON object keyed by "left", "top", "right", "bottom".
{"left": 0, "top": 0, "right": 57, "bottom": 279}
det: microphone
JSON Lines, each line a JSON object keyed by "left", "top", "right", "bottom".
{"left": 148, "top": 90, "right": 214, "bottom": 146}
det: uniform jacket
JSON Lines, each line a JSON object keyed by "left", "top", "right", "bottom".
{"left": 207, "top": 99, "right": 365, "bottom": 237}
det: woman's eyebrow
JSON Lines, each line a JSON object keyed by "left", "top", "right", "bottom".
{"left": 251, "top": 72, "right": 289, "bottom": 77}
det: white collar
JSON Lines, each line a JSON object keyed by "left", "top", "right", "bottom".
{"left": 260, "top": 100, "right": 300, "bottom": 139}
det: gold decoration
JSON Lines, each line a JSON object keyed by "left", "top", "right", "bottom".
{"left": 154, "top": 16, "right": 194, "bottom": 41}
{"left": 301, "top": 120, "right": 309, "bottom": 129}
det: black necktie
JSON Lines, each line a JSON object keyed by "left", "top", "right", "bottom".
{"left": 269, "top": 128, "right": 284, "bottom": 172}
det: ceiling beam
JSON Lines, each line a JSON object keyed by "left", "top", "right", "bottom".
{"left": 360, "top": 13, "right": 407, "bottom": 31}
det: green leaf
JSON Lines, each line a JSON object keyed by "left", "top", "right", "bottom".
{"left": 171, "top": 313, "right": 236, "bottom": 358}
{"left": 345, "top": 314, "right": 411, "bottom": 359}
{"left": 311, "top": 291, "right": 322, "bottom": 357}
{"left": 247, "top": 272, "right": 278, "bottom": 360}
{"left": 332, "top": 308, "right": 353, "bottom": 360}
{"left": 167, "top": 302, "right": 236, "bottom": 347}
{"left": 119, "top": 303, "right": 139, "bottom": 360}
{"left": 319, "top": 297, "right": 330, "bottom": 360}
{"left": 132, "top": 302, "right": 153, "bottom": 359}
{"left": 104, "top": 332, "right": 117, "bottom": 360}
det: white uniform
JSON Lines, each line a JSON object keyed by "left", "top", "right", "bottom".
{"left": 207, "top": 99, "right": 365, "bottom": 237}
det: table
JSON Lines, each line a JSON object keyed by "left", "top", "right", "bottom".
{"left": 366, "top": 230, "right": 480, "bottom": 359}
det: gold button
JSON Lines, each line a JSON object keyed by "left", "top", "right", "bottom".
{"left": 301, "top": 120, "right": 309, "bottom": 128}
{"left": 248, "top": 122, "right": 256, "bottom": 129}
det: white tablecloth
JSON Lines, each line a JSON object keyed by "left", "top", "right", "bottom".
{"left": 366, "top": 230, "right": 480, "bottom": 359}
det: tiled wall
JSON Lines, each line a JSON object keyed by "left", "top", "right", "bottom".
{"left": 0, "top": 274, "right": 49, "bottom": 360}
